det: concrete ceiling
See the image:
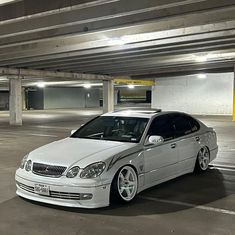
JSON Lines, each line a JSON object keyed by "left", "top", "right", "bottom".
{"left": 0, "top": 0, "right": 235, "bottom": 79}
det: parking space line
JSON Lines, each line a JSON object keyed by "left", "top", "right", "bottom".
{"left": 32, "top": 125, "right": 75, "bottom": 130}
{"left": 212, "top": 167, "right": 235, "bottom": 172}
{"left": 27, "top": 133, "right": 58, "bottom": 137}
{"left": 140, "top": 196, "right": 235, "bottom": 216}
{"left": 210, "top": 165, "right": 235, "bottom": 172}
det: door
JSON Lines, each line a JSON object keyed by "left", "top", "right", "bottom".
{"left": 169, "top": 113, "right": 201, "bottom": 173}
{"left": 144, "top": 115, "right": 178, "bottom": 186}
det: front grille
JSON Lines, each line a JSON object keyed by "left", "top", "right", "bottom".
{"left": 32, "top": 163, "right": 67, "bottom": 178}
{"left": 16, "top": 181, "right": 81, "bottom": 200}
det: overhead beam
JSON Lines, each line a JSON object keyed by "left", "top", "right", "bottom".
{"left": 58, "top": 49, "right": 235, "bottom": 73}
{"left": 3, "top": 34, "right": 235, "bottom": 68}
{"left": 28, "top": 40, "right": 235, "bottom": 70}
{"left": 0, "top": 8, "right": 235, "bottom": 63}
{"left": 233, "top": 64, "right": 235, "bottom": 121}
{"left": 1, "top": 17, "right": 235, "bottom": 68}
{"left": 124, "top": 61, "right": 235, "bottom": 77}
{"left": 0, "top": 0, "right": 206, "bottom": 38}
{"left": 0, "top": 0, "right": 234, "bottom": 46}
{"left": 0, "top": 67, "right": 112, "bottom": 80}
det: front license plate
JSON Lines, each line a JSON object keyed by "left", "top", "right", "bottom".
{"left": 34, "top": 184, "right": 50, "bottom": 196}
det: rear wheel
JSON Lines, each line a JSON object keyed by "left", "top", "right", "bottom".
{"left": 194, "top": 147, "right": 210, "bottom": 172}
{"left": 110, "top": 166, "right": 138, "bottom": 204}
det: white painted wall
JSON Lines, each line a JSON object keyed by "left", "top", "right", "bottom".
{"left": 152, "top": 73, "right": 233, "bottom": 115}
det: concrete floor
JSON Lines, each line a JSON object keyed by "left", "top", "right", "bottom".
{"left": 0, "top": 109, "right": 235, "bottom": 235}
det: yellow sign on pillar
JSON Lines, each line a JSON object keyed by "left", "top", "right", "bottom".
{"left": 114, "top": 78, "right": 155, "bottom": 86}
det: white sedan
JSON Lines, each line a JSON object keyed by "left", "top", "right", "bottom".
{"left": 15, "top": 110, "right": 218, "bottom": 208}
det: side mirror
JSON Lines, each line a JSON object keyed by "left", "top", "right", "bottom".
{"left": 148, "top": 135, "right": 164, "bottom": 145}
{"left": 70, "top": 130, "right": 76, "bottom": 135}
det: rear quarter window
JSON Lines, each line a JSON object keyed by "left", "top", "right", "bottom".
{"left": 188, "top": 116, "right": 200, "bottom": 133}
{"left": 170, "top": 113, "right": 200, "bottom": 138}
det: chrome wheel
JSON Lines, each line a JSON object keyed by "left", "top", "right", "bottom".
{"left": 117, "top": 166, "right": 138, "bottom": 202}
{"left": 198, "top": 147, "right": 210, "bottom": 171}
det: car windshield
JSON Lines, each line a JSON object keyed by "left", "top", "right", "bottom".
{"left": 71, "top": 116, "right": 149, "bottom": 143}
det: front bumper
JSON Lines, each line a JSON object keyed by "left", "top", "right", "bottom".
{"left": 15, "top": 170, "right": 111, "bottom": 209}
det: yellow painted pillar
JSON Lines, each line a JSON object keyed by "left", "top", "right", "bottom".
{"left": 233, "top": 65, "right": 235, "bottom": 121}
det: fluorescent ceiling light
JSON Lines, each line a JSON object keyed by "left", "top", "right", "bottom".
{"left": 128, "top": 84, "right": 135, "bottom": 89}
{"left": 83, "top": 84, "right": 91, "bottom": 89}
{"left": 0, "top": 76, "right": 8, "bottom": 81}
{"left": 108, "top": 38, "right": 126, "bottom": 46}
{"left": 26, "top": 81, "right": 103, "bottom": 88}
{"left": 0, "top": 0, "right": 16, "bottom": 6}
{"left": 195, "top": 56, "right": 208, "bottom": 62}
{"left": 37, "top": 82, "right": 46, "bottom": 88}
{"left": 197, "top": 74, "right": 207, "bottom": 79}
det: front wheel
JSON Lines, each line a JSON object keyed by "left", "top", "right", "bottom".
{"left": 194, "top": 147, "right": 210, "bottom": 172}
{"left": 110, "top": 166, "right": 138, "bottom": 204}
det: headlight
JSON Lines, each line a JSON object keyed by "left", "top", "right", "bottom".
{"left": 66, "top": 166, "right": 80, "bottom": 178}
{"left": 80, "top": 162, "right": 106, "bottom": 179}
{"left": 25, "top": 160, "right": 32, "bottom": 172}
{"left": 20, "top": 155, "right": 28, "bottom": 169}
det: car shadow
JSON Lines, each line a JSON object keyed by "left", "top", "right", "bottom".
{"left": 19, "top": 168, "right": 230, "bottom": 216}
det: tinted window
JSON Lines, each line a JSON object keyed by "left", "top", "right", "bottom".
{"left": 71, "top": 116, "right": 149, "bottom": 143}
{"left": 147, "top": 115, "right": 174, "bottom": 141}
{"left": 170, "top": 113, "right": 197, "bottom": 138}
{"left": 188, "top": 116, "right": 200, "bottom": 132}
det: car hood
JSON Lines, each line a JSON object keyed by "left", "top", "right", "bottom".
{"left": 28, "top": 137, "right": 136, "bottom": 168}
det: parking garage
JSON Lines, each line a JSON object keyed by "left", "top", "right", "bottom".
{"left": 0, "top": 0, "right": 235, "bottom": 234}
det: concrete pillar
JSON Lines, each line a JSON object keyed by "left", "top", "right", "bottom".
{"left": 22, "top": 87, "right": 26, "bottom": 110}
{"left": 9, "top": 77, "right": 22, "bottom": 125}
{"left": 103, "top": 80, "right": 114, "bottom": 113}
{"left": 233, "top": 65, "right": 235, "bottom": 121}
{"left": 114, "top": 90, "right": 118, "bottom": 105}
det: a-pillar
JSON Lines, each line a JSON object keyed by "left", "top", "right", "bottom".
{"left": 103, "top": 80, "right": 114, "bottom": 113}
{"left": 233, "top": 65, "right": 235, "bottom": 121}
{"left": 9, "top": 76, "right": 22, "bottom": 125}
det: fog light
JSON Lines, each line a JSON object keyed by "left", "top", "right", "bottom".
{"left": 80, "top": 193, "right": 93, "bottom": 200}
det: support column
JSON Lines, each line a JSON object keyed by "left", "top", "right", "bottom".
{"left": 103, "top": 80, "right": 114, "bottom": 113}
{"left": 233, "top": 65, "right": 235, "bottom": 121}
{"left": 114, "top": 89, "right": 118, "bottom": 105}
{"left": 22, "top": 87, "right": 26, "bottom": 110}
{"left": 9, "top": 77, "right": 22, "bottom": 125}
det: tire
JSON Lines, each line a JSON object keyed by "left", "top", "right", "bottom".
{"left": 194, "top": 146, "right": 210, "bottom": 172}
{"left": 110, "top": 165, "right": 138, "bottom": 204}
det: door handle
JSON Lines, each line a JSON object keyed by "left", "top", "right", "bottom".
{"left": 171, "top": 143, "right": 177, "bottom": 149}
{"left": 195, "top": 136, "right": 200, "bottom": 142}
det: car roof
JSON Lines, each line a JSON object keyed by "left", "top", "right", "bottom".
{"left": 102, "top": 110, "right": 195, "bottom": 119}
{"left": 102, "top": 109, "right": 163, "bottom": 118}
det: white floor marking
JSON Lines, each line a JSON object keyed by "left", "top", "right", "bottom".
{"left": 214, "top": 167, "right": 235, "bottom": 172}
{"left": 140, "top": 196, "right": 235, "bottom": 216}
{"left": 28, "top": 133, "right": 58, "bottom": 137}
{"left": 210, "top": 166, "right": 235, "bottom": 172}
{"left": 32, "top": 125, "right": 73, "bottom": 130}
